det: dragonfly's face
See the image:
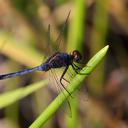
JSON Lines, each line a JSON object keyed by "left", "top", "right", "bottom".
{"left": 71, "top": 50, "right": 82, "bottom": 63}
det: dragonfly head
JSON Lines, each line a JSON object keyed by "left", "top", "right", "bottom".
{"left": 71, "top": 50, "right": 82, "bottom": 62}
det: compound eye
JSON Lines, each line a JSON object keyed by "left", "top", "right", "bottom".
{"left": 73, "top": 50, "right": 82, "bottom": 62}
{"left": 74, "top": 54, "right": 79, "bottom": 61}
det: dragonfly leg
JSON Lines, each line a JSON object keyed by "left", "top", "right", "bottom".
{"left": 71, "top": 64, "right": 89, "bottom": 75}
{"left": 60, "top": 66, "right": 72, "bottom": 97}
{"left": 73, "top": 63, "right": 83, "bottom": 70}
{"left": 62, "top": 77, "right": 70, "bottom": 83}
{"left": 74, "top": 62, "right": 91, "bottom": 69}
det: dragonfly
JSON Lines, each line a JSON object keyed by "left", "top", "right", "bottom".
{"left": 0, "top": 11, "right": 85, "bottom": 96}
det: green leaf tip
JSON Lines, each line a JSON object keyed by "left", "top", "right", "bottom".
{"left": 84, "top": 45, "right": 109, "bottom": 73}
{"left": 65, "top": 45, "right": 109, "bottom": 95}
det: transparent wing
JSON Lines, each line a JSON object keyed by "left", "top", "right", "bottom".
{"left": 45, "top": 24, "right": 56, "bottom": 56}
{"left": 48, "top": 68, "right": 72, "bottom": 117}
{"left": 55, "top": 11, "right": 71, "bottom": 52}
{"left": 44, "top": 11, "right": 70, "bottom": 56}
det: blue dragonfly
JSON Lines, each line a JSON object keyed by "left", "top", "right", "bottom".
{"left": 0, "top": 11, "right": 85, "bottom": 95}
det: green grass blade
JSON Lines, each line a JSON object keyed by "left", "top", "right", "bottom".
{"left": 0, "top": 80, "right": 48, "bottom": 109}
{"left": 29, "top": 45, "right": 109, "bottom": 128}
{"left": 67, "top": 0, "right": 85, "bottom": 51}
